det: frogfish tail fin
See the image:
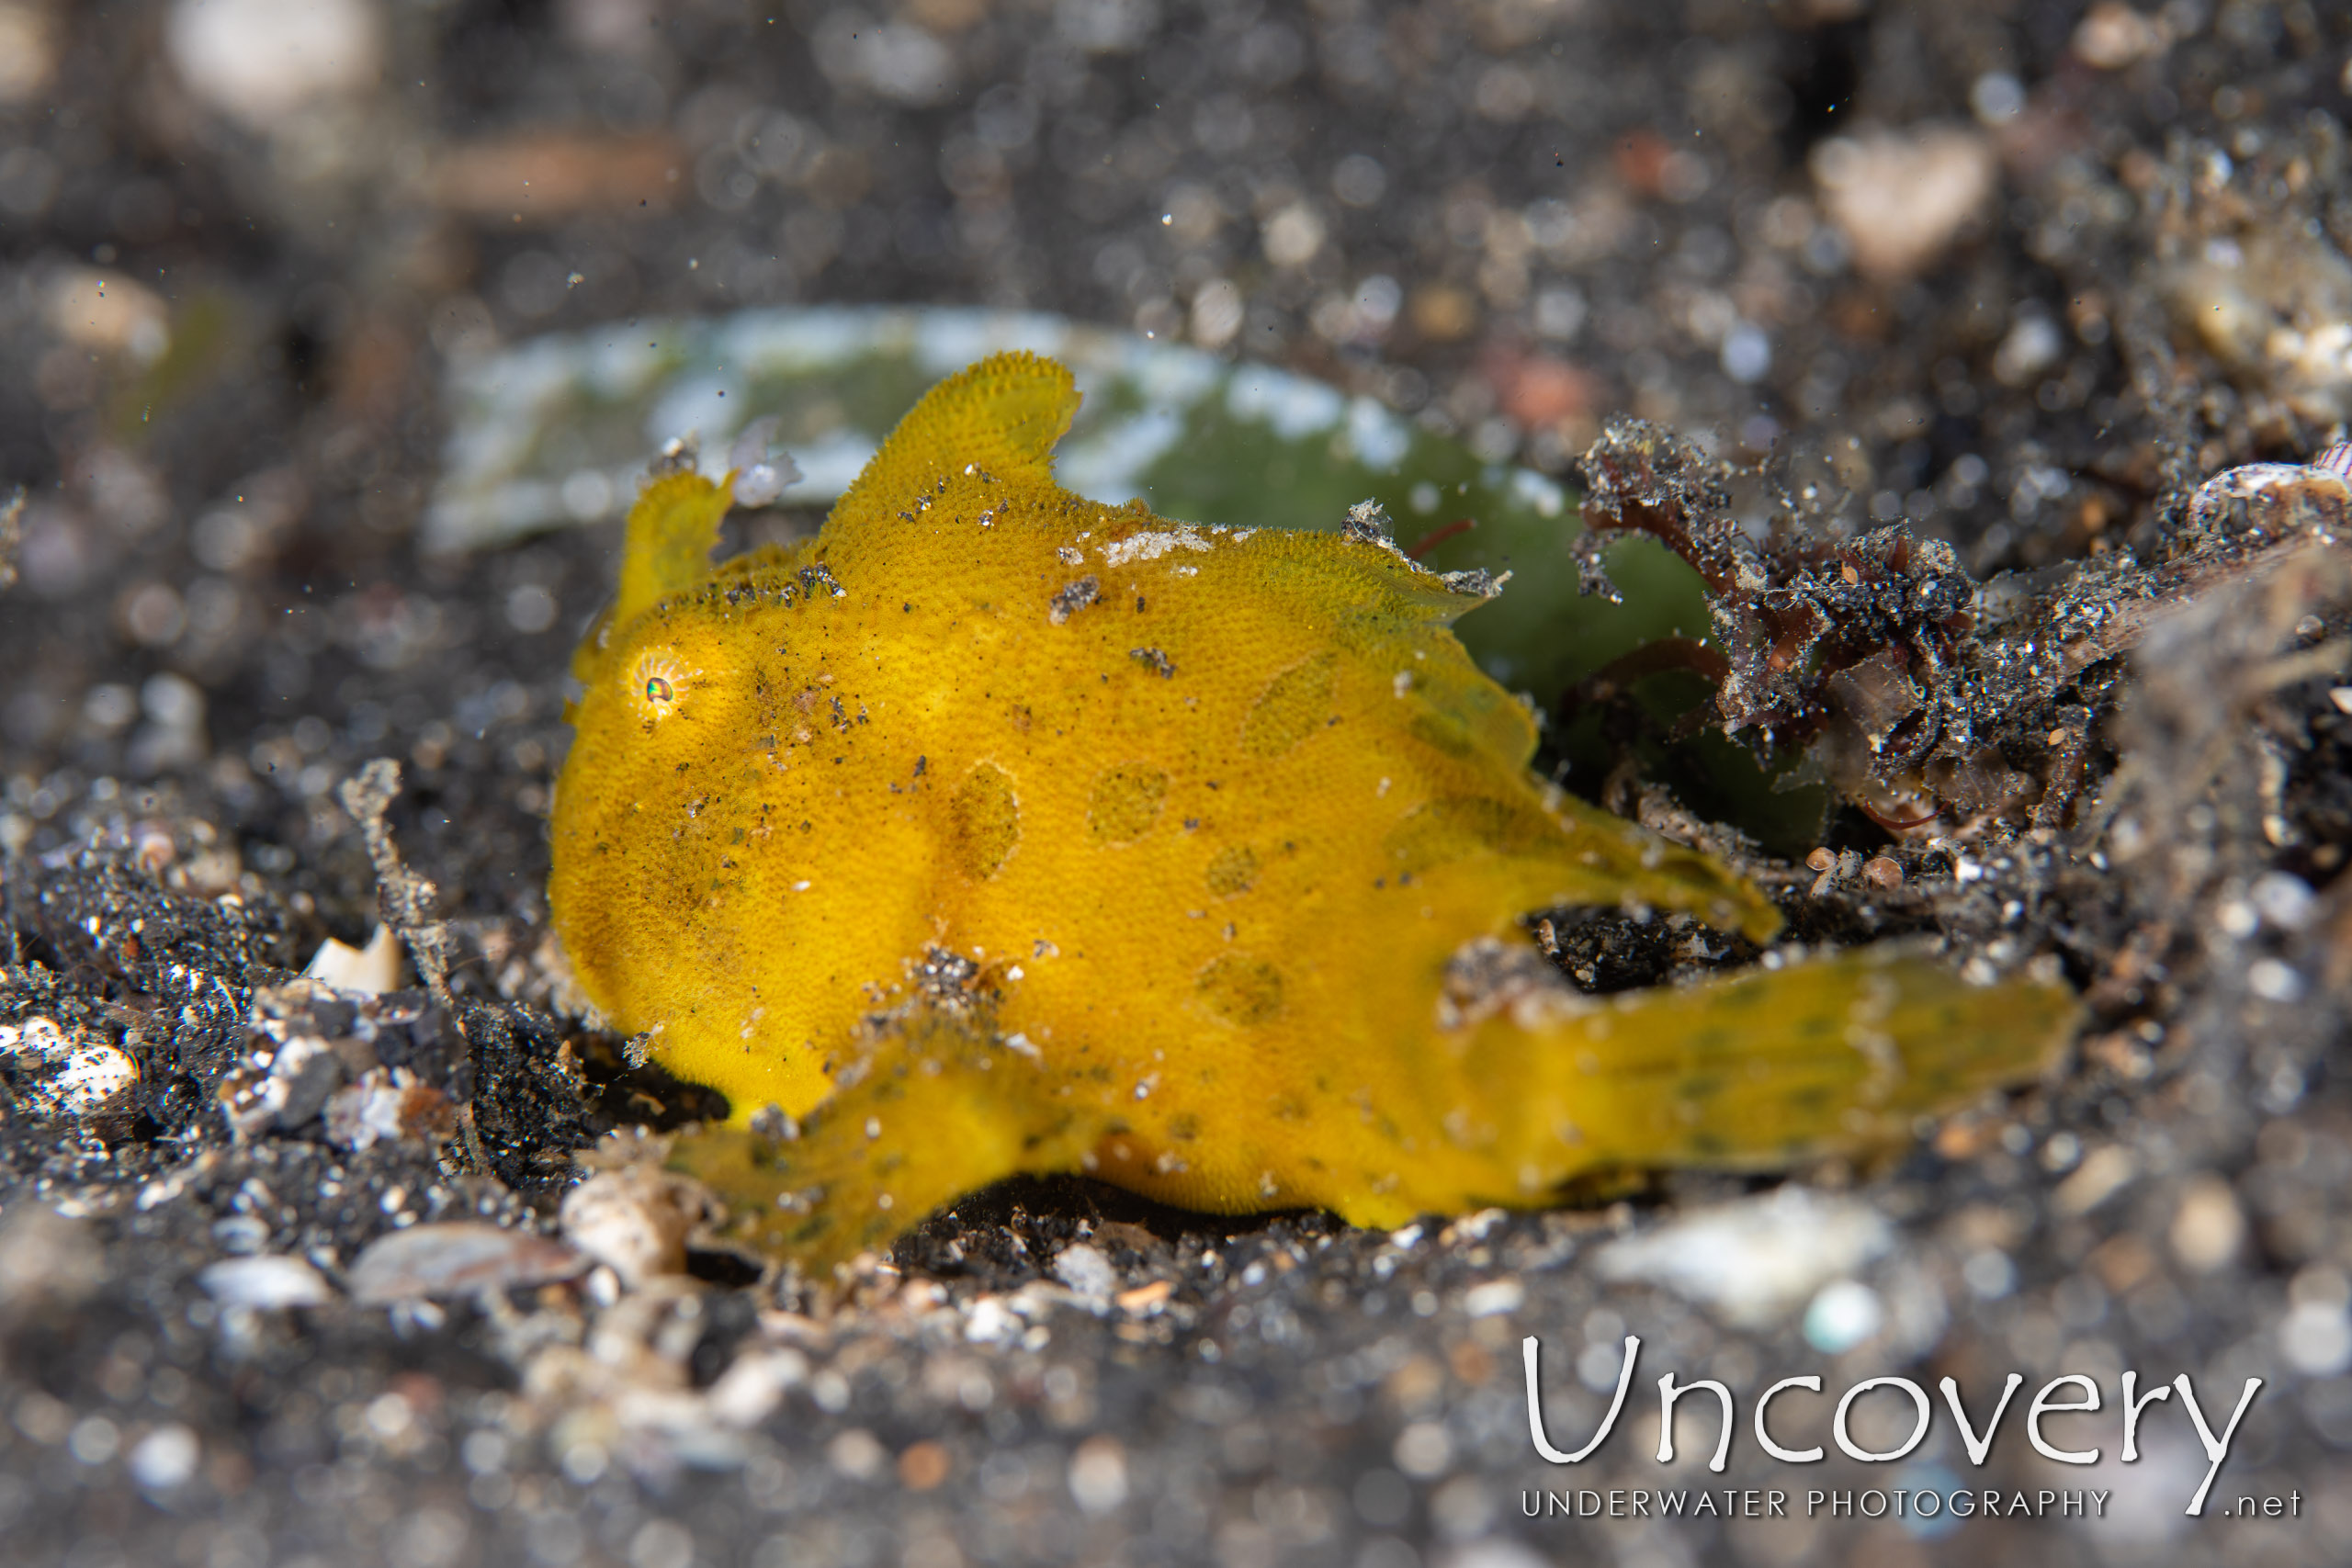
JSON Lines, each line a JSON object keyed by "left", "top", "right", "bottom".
{"left": 824, "top": 352, "right": 1080, "bottom": 542}
{"left": 669, "top": 1007, "right": 1114, "bottom": 1271}
{"left": 1449, "top": 945, "right": 2078, "bottom": 1198}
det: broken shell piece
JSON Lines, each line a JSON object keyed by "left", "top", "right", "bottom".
{"left": 2185, "top": 451, "right": 2352, "bottom": 544}
{"left": 559, "top": 1166, "right": 709, "bottom": 1288}
{"left": 303, "top": 924, "right": 403, "bottom": 994}
{"left": 347, "top": 1223, "right": 588, "bottom": 1305}
{"left": 1593, "top": 1186, "right": 1893, "bottom": 1329}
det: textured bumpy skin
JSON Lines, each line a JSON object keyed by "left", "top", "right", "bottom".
{"left": 549, "top": 353, "right": 2080, "bottom": 1265}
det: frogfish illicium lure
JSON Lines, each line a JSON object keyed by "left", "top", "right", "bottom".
{"left": 548, "top": 352, "right": 2077, "bottom": 1265}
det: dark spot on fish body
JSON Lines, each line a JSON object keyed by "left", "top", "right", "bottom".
{"left": 1384, "top": 795, "right": 1544, "bottom": 875}
{"left": 1088, "top": 764, "right": 1170, "bottom": 845}
{"left": 1407, "top": 709, "right": 1476, "bottom": 759}
{"left": 1241, "top": 653, "right": 1339, "bottom": 760}
{"left": 950, "top": 762, "right": 1021, "bottom": 880}
{"left": 1196, "top": 953, "right": 1283, "bottom": 1026}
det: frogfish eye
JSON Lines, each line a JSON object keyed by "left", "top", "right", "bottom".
{"left": 645, "top": 676, "right": 673, "bottom": 703}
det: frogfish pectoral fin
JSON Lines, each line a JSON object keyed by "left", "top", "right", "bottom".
{"left": 667, "top": 1008, "right": 1116, "bottom": 1271}
{"left": 1416, "top": 943, "right": 2079, "bottom": 1213}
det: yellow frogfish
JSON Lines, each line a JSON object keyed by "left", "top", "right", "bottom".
{"left": 548, "top": 351, "right": 2078, "bottom": 1265}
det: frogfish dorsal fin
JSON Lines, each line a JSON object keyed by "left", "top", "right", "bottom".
{"left": 824, "top": 351, "right": 1080, "bottom": 541}
{"left": 578, "top": 469, "right": 734, "bottom": 686}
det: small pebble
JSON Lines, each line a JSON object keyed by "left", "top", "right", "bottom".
{"left": 44, "top": 269, "right": 169, "bottom": 359}
{"left": 1803, "top": 1279, "right": 1884, "bottom": 1353}
{"left": 1067, "top": 1434, "right": 1129, "bottom": 1513}
{"left": 2169, "top": 1175, "right": 2245, "bottom": 1273}
{"left": 1052, "top": 1242, "right": 1118, "bottom": 1308}
{"left": 1811, "top": 127, "right": 1996, "bottom": 281}
{"left": 1462, "top": 1279, "right": 1524, "bottom": 1318}
{"left": 0, "top": 1019, "right": 139, "bottom": 1118}
{"left": 126, "top": 1425, "right": 200, "bottom": 1492}
{"left": 165, "top": 0, "right": 383, "bottom": 130}
{"left": 2280, "top": 1298, "right": 2352, "bottom": 1378}
{"left": 0, "top": 1206, "right": 103, "bottom": 1314}
{"left": 2073, "top": 1, "right": 2170, "bottom": 70}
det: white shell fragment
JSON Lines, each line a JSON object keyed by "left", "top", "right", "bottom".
{"left": 0, "top": 1017, "right": 139, "bottom": 1117}
{"left": 198, "top": 1256, "right": 337, "bottom": 1311}
{"left": 559, "top": 1167, "right": 705, "bottom": 1288}
{"left": 302, "top": 924, "right": 403, "bottom": 994}
{"left": 347, "top": 1223, "right": 588, "bottom": 1305}
{"left": 1592, "top": 1187, "right": 1894, "bottom": 1328}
